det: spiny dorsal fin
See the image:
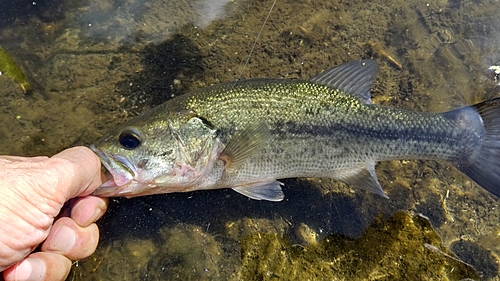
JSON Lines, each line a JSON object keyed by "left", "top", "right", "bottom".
{"left": 310, "top": 59, "right": 378, "bottom": 104}
{"left": 220, "top": 122, "right": 270, "bottom": 170}
{"left": 337, "top": 159, "right": 388, "bottom": 198}
{"left": 232, "top": 180, "right": 284, "bottom": 201}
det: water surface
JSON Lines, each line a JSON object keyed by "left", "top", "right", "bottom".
{"left": 1, "top": 0, "right": 499, "bottom": 280}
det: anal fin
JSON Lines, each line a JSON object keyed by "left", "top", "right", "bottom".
{"left": 232, "top": 180, "right": 284, "bottom": 201}
{"left": 338, "top": 160, "right": 388, "bottom": 198}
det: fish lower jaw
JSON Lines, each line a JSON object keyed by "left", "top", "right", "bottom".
{"left": 94, "top": 167, "right": 209, "bottom": 197}
{"left": 93, "top": 179, "right": 152, "bottom": 197}
{"left": 93, "top": 168, "right": 140, "bottom": 197}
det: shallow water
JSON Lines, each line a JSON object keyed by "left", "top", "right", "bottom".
{"left": 1, "top": 0, "right": 500, "bottom": 280}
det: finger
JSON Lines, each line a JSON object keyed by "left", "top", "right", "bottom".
{"left": 3, "top": 252, "right": 71, "bottom": 281}
{"left": 70, "top": 196, "right": 108, "bottom": 227}
{"left": 50, "top": 146, "right": 103, "bottom": 199}
{"left": 0, "top": 155, "right": 49, "bottom": 163}
{"left": 41, "top": 217, "right": 99, "bottom": 260}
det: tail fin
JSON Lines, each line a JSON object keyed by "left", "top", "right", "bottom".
{"left": 454, "top": 97, "right": 500, "bottom": 197}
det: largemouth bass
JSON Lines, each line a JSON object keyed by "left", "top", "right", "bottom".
{"left": 90, "top": 60, "right": 500, "bottom": 201}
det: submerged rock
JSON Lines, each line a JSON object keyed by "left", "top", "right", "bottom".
{"left": 239, "top": 211, "right": 479, "bottom": 281}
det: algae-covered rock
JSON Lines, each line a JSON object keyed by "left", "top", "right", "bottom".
{"left": 69, "top": 223, "right": 229, "bottom": 281}
{"left": 239, "top": 211, "right": 479, "bottom": 281}
{"left": 147, "top": 223, "right": 224, "bottom": 280}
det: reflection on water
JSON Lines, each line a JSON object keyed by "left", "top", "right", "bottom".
{"left": 76, "top": 0, "right": 236, "bottom": 44}
{"left": 1, "top": 0, "right": 500, "bottom": 280}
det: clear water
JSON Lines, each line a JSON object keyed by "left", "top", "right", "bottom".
{"left": 1, "top": 0, "right": 499, "bottom": 280}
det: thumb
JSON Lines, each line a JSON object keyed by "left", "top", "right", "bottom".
{"left": 51, "top": 147, "right": 103, "bottom": 200}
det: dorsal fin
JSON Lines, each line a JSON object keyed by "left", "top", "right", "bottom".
{"left": 310, "top": 60, "right": 378, "bottom": 104}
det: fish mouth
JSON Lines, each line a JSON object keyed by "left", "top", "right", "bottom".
{"left": 89, "top": 144, "right": 136, "bottom": 197}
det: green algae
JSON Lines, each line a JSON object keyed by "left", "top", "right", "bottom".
{"left": 0, "top": 46, "right": 32, "bottom": 94}
{"left": 239, "top": 212, "right": 479, "bottom": 281}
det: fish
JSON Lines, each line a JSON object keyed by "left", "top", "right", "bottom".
{"left": 90, "top": 60, "right": 500, "bottom": 201}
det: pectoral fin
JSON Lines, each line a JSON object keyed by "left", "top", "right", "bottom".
{"left": 219, "top": 122, "right": 270, "bottom": 170}
{"left": 232, "top": 180, "right": 284, "bottom": 201}
{"left": 338, "top": 160, "right": 388, "bottom": 198}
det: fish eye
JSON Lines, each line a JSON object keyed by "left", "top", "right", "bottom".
{"left": 119, "top": 128, "right": 142, "bottom": 149}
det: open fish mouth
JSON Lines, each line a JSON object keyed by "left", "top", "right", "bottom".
{"left": 89, "top": 144, "right": 136, "bottom": 196}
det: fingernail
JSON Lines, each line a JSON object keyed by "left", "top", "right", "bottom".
{"left": 89, "top": 207, "right": 103, "bottom": 224}
{"left": 49, "top": 225, "right": 76, "bottom": 253}
{"left": 80, "top": 205, "right": 104, "bottom": 226}
{"left": 14, "top": 257, "right": 46, "bottom": 281}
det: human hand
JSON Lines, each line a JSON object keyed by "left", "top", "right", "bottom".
{"left": 0, "top": 147, "right": 108, "bottom": 281}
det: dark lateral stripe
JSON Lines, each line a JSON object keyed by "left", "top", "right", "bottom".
{"left": 271, "top": 120, "right": 465, "bottom": 145}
